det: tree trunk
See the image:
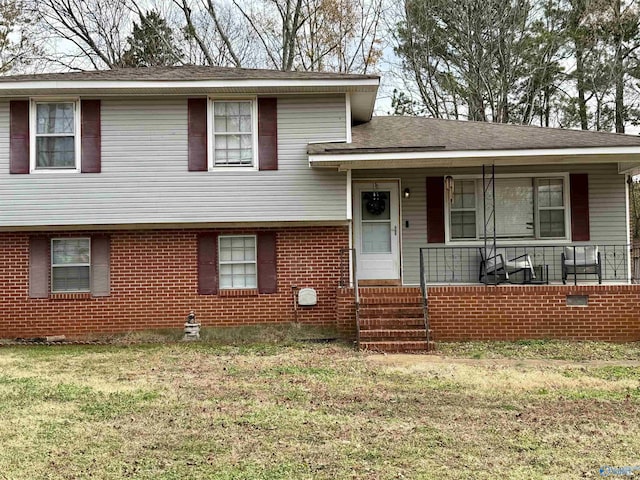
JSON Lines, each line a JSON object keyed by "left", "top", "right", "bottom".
{"left": 613, "top": 0, "right": 625, "bottom": 133}
{"left": 575, "top": 40, "right": 589, "bottom": 130}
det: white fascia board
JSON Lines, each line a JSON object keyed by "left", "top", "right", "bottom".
{"left": 0, "top": 78, "right": 380, "bottom": 92}
{"left": 310, "top": 146, "right": 640, "bottom": 165}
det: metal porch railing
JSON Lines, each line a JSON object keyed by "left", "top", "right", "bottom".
{"left": 419, "top": 244, "right": 632, "bottom": 285}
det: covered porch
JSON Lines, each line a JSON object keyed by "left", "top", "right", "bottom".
{"left": 312, "top": 117, "right": 640, "bottom": 351}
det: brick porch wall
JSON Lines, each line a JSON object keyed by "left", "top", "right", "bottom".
{"left": 336, "top": 285, "right": 640, "bottom": 342}
{"left": 0, "top": 226, "right": 349, "bottom": 339}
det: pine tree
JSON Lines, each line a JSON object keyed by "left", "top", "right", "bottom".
{"left": 122, "top": 10, "right": 182, "bottom": 68}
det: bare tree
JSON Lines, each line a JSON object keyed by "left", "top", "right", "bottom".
{"left": 296, "top": 0, "right": 384, "bottom": 73}
{"left": 0, "top": 0, "right": 40, "bottom": 74}
{"left": 31, "top": 0, "right": 133, "bottom": 70}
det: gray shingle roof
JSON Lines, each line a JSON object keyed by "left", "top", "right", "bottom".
{"left": 308, "top": 116, "right": 640, "bottom": 154}
{"left": 0, "top": 65, "right": 379, "bottom": 83}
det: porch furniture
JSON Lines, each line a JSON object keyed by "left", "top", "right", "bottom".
{"left": 562, "top": 246, "right": 602, "bottom": 284}
{"left": 479, "top": 248, "right": 536, "bottom": 284}
{"left": 530, "top": 264, "right": 549, "bottom": 285}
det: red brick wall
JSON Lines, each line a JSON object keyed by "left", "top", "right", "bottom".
{"left": 428, "top": 285, "right": 640, "bottom": 342}
{"left": 336, "top": 287, "right": 357, "bottom": 338}
{"left": 336, "top": 285, "right": 640, "bottom": 342}
{"left": 0, "top": 226, "right": 349, "bottom": 338}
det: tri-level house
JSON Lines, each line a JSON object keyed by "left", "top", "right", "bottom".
{"left": 1, "top": 66, "right": 639, "bottom": 350}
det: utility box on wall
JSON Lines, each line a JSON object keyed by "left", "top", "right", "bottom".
{"left": 298, "top": 288, "right": 317, "bottom": 307}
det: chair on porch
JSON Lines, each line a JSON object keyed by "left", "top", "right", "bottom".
{"left": 562, "top": 246, "right": 602, "bottom": 284}
{"left": 478, "top": 248, "right": 536, "bottom": 284}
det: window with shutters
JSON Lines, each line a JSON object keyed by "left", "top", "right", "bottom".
{"left": 51, "top": 238, "right": 91, "bottom": 292}
{"left": 218, "top": 235, "right": 257, "bottom": 289}
{"left": 31, "top": 100, "right": 81, "bottom": 172}
{"left": 209, "top": 99, "right": 258, "bottom": 170}
{"left": 446, "top": 174, "right": 570, "bottom": 242}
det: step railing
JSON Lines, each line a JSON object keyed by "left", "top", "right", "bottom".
{"left": 339, "top": 247, "right": 360, "bottom": 348}
{"left": 633, "top": 241, "right": 640, "bottom": 284}
{"left": 419, "top": 244, "right": 431, "bottom": 349}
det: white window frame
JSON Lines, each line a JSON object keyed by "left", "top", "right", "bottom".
{"left": 444, "top": 173, "right": 571, "bottom": 245}
{"left": 50, "top": 237, "right": 91, "bottom": 293}
{"left": 207, "top": 97, "right": 258, "bottom": 172}
{"left": 218, "top": 234, "right": 258, "bottom": 289}
{"left": 449, "top": 179, "right": 477, "bottom": 240}
{"left": 29, "top": 98, "right": 81, "bottom": 173}
{"left": 535, "top": 177, "right": 568, "bottom": 239}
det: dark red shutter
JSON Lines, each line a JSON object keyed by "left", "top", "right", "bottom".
{"left": 188, "top": 98, "right": 208, "bottom": 172}
{"left": 29, "top": 236, "right": 49, "bottom": 298}
{"left": 570, "top": 173, "right": 590, "bottom": 241}
{"left": 10, "top": 100, "right": 29, "bottom": 174}
{"left": 257, "top": 232, "right": 277, "bottom": 293}
{"left": 198, "top": 232, "right": 218, "bottom": 294}
{"left": 81, "top": 99, "right": 101, "bottom": 173}
{"left": 426, "top": 177, "right": 446, "bottom": 243}
{"left": 258, "top": 98, "right": 278, "bottom": 171}
{"left": 91, "top": 235, "right": 110, "bottom": 297}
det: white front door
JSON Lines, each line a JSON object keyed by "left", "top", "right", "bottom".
{"left": 353, "top": 181, "right": 401, "bottom": 281}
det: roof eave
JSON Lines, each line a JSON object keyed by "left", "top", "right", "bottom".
{"left": 0, "top": 77, "right": 380, "bottom": 123}
{"left": 309, "top": 146, "right": 640, "bottom": 170}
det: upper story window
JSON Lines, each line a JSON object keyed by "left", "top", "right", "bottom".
{"left": 448, "top": 175, "right": 569, "bottom": 242}
{"left": 210, "top": 99, "right": 256, "bottom": 169}
{"left": 31, "top": 100, "right": 80, "bottom": 171}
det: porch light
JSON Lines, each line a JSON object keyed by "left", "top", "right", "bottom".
{"left": 403, "top": 188, "right": 411, "bottom": 199}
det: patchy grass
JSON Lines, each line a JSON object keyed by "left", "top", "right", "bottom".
{"left": 437, "top": 340, "right": 640, "bottom": 361}
{"left": 74, "top": 323, "right": 341, "bottom": 346}
{"left": 0, "top": 340, "right": 639, "bottom": 479}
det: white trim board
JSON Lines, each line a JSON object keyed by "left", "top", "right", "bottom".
{"left": 312, "top": 147, "right": 640, "bottom": 169}
{"left": 0, "top": 78, "right": 380, "bottom": 91}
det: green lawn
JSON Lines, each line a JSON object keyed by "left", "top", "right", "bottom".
{"left": 0, "top": 332, "right": 639, "bottom": 479}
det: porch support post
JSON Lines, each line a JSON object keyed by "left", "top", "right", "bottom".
{"left": 626, "top": 175, "right": 632, "bottom": 283}
{"left": 347, "top": 169, "right": 354, "bottom": 286}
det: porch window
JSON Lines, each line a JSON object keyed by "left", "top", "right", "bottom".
{"left": 449, "top": 176, "right": 568, "bottom": 241}
{"left": 450, "top": 180, "right": 476, "bottom": 239}
{"left": 536, "top": 178, "right": 566, "bottom": 238}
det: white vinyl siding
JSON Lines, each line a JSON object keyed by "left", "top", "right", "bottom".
{"left": 0, "top": 95, "right": 347, "bottom": 226}
{"left": 353, "top": 164, "right": 628, "bottom": 285}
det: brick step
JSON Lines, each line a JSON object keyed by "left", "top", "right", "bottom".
{"left": 359, "top": 340, "right": 435, "bottom": 353}
{"left": 357, "top": 287, "right": 422, "bottom": 296}
{"left": 359, "top": 296, "right": 423, "bottom": 305}
{"left": 359, "top": 329, "right": 427, "bottom": 341}
{"left": 358, "top": 306, "right": 424, "bottom": 318}
{"left": 359, "top": 318, "right": 426, "bottom": 329}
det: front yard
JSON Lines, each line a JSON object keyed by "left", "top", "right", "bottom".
{"left": 0, "top": 334, "right": 639, "bottom": 479}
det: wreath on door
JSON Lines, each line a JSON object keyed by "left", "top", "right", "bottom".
{"left": 363, "top": 192, "right": 388, "bottom": 216}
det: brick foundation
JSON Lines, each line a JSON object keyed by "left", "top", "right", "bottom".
{"left": 0, "top": 226, "right": 349, "bottom": 339}
{"left": 337, "top": 285, "right": 640, "bottom": 342}
{"left": 429, "top": 285, "right": 640, "bottom": 342}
